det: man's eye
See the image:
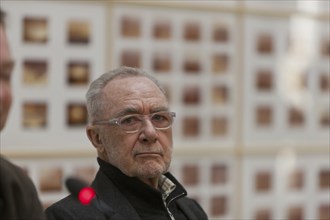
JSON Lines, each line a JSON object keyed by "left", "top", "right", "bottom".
{"left": 121, "top": 116, "right": 140, "bottom": 125}
{"left": 152, "top": 114, "right": 167, "bottom": 121}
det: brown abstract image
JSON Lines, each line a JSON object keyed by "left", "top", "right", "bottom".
{"left": 121, "top": 16, "right": 140, "bottom": 38}
{"left": 39, "top": 167, "right": 63, "bottom": 192}
{"left": 23, "top": 60, "right": 48, "bottom": 85}
{"left": 67, "top": 20, "right": 90, "bottom": 44}
{"left": 67, "top": 103, "right": 87, "bottom": 126}
{"left": 67, "top": 61, "right": 89, "bottom": 85}
{"left": 23, "top": 16, "right": 48, "bottom": 43}
{"left": 23, "top": 102, "right": 47, "bottom": 128}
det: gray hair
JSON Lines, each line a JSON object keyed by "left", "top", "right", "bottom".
{"left": 86, "top": 66, "right": 166, "bottom": 123}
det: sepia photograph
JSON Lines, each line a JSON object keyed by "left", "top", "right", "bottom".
{"left": 153, "top": 19, "right": 171, "bottom": 39}
{"left": 67, "top": 60, "right": 90, "bottom": 85}
{"left": 23, "top": 59, "right": 48, "bottom": 85}
{"left": 66, "top": 103, "right": 87, "bottom": 126}
{"left": 67, "top": 19, "right": 90, "bottom": 44}
{"left": 23, "top": 102, "right": 47, "bottom": 128}
{"left": 121, "top": 15, "right": 140, "bottom": 37}
{"left": 23, "top": 16, "right": 48, "bottom": 43}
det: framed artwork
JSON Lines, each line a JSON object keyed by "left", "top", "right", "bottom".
{"left": 255, "top": 208, "right": 272, "bottom": 220}
{"left": 212, "top": 85, "right": 228, "bottom": 104}
{"left": 66, "top": 103, "right": 88, "bottom": 127}
{"left": 183, "top": 54, "right": 201, "bottom": 73}
{"left": 182, "top": 164, "right": 199, "bottom": 185}
{"left": 152, "top": 52, "right": 172, "bottom": 72}
{"left": 67, "top": 20, "right": 90, "bottom": 44}
{"left": 212, "top": 54, "right": 229, "bottom": 74}
{"left": 213, "top": 23, "right": 229, "bottom": 42}
{"left": 23, "top": 102, "right": 47, "bottom": 129}
{"left": 121, "top": 50, "right": 141, "bottom": 68}
{"left": 319, "top": 72, "right": 329, "bottom": 92}
{"left": 153, "top": 19, "right": 171, "bottom": 39}
{"left": 211, "top": 117, "right": 228, "bottom": 137}
{"left": 256, "top": 33, "right": 273, "bottom": 55}
{"left": 318, "top": 204, "right": 330, "bottom": 220}
{"left": 23, "top": 59, "right": 48, "bottom": 86}
{"left": 319, "top": 107, "right": 330, "bottom": 127}
{"left": 320, "top": 37, "right": 330, "bottom": 57}
{"left": 67, "top": 61, "right": 90, "bottom": 86}
{"left": 287, "top": 206, "right": 304, "bottom": 220}
{"left": 211, "top": 163, "right": 227, "bottom": 184}
{"left": 23, "top": 16, "right": 48, "bottom": 43}
{"left": 183, "top": 21, "right": 200, "bottom": 41}
{"left": 318, "top": 169, "right": 330, "bottom": 189}
{"left": 287, "top": 106, "right": 305, "bottom": 127}
{"left": 182, "top": 85, "right": 200, "bottom": 105}
{"left": 183, "top": 116, "right": 200, "bottom": 137}
{"left": 2, "top": 1, "right": 106, "bottom": 151}
{"left": 121, "top": 15, "right": 140, "bottom": 37}
{"left": 255, "top": 105, "right": 273, "bottom": 127}
{"left": 211, "top": 196, "right": 227, "bottom": 216}
{"left": 255, "top": 69, "right": 273, "bottom": 91}
{"left": 39, "top": 167, "right": 63, "bottom": 192}
{"left": 288, "top": 169, "right": 304, "bottom": 190}
{"left": 255, "top": 170, "right": 272, "bottom": 192}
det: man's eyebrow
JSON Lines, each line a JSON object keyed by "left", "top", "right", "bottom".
{"left": 150, "top": 107, "right": 169, "bottom": 113}
{"left": 114, "top": 106, "right": 169, "bottom": 117}
{"left": 115, "top": 108, "right": 140, "bottom": 117}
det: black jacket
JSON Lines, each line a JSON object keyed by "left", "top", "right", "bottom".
{"left": 46, "top": 158, "right": 208, "bottom": 220}
{"left": 0, "top": 156, "right": 46, "bottom": 220}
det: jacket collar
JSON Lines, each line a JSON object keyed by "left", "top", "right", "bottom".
{"left": 91, "top": 167, "right": 141, "bottom": 220}
{"left": 96, "top": 158, "right": 187, "bottom": 205}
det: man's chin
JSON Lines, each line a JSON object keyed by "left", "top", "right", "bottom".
{"left": 137, "top": 163, "right": 166, "bottom": 178}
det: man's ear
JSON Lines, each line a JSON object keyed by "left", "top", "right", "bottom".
{"left": 86, "top": 125, "right": 105, "bottom": 153}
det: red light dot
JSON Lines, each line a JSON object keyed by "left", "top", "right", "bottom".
{"left": 78, "top": 187, "right": 95, "bottom": 205}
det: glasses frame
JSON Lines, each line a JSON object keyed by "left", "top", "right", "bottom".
{"left": 92, "top": 111, "right": 176, "bottom": 134}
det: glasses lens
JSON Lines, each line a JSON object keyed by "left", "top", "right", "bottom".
{"left": 119, "top": 115, "right": 142, "bottom": 131}
{"left": 119, "top": 112, "right": 175, "bottom": 132}
{"left": 150, "top": 112, "right": 173, "bottom": 129}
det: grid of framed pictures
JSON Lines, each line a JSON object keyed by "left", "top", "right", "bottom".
{"left": 170, "top": 156, "right": 237, "bottom": 219}
{"left": 1, "top": 1, "right": 106, "bottom": 151}
{"left": 1, "top": 1, "right": 329, "bottom": 220}
{"left": 242, "top": 154, "right": 330, "bottom": 220}
{"left": 243, "top": 16, "right": 329, "bottom": 148}
{"left": 112, "top": 5, "right": 239, "bottom": 149}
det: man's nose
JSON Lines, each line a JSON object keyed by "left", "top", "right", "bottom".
{"left": 138, "top": 118, "right": 158, "bottom": 142}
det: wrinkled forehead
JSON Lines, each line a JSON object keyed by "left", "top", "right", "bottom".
{"left": 100, "top": 76, "right": 169, "bottom": 116}
{"left": 103, "top": 75, "right": 167, "bottom": 100}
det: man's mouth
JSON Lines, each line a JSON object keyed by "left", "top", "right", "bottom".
{"left": 134, "top": 152, "right": 162, "bottom": 157}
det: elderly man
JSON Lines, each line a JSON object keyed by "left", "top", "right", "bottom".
{"left": 46, "top": 66, "right": 208, "bottom": 220}
{"left": 0, "top": 9, "right": 46, "bottom": 220}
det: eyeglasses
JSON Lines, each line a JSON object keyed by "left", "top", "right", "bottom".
{"left": 92, "top": 111, "right": 176, "bottom": 134}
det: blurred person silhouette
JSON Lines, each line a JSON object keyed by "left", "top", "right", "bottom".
{"left": 46, "top": 66, "right": 208, "bottom": 220}
{"left": 0, "top": 8, "right": 46, "bottom": 220}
